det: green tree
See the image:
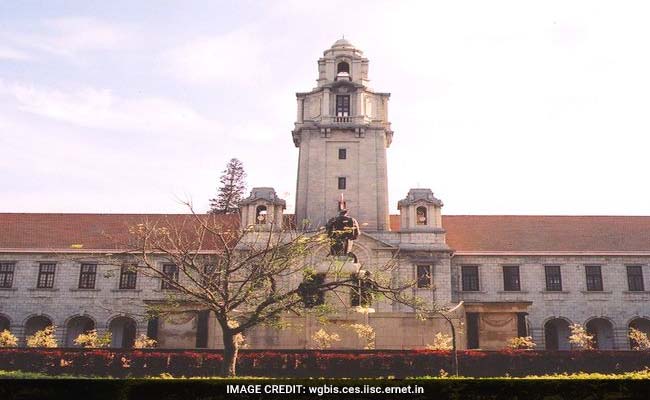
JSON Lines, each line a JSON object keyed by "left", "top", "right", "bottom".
{"left": 209, "top": 158, "right": 246, "bottom": 214}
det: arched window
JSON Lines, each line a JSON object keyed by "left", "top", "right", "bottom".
{"left": 586, "top": 318, "right": 615, "bottom": 350}
{"left": 109, "top": 316, "right": 137, "bottom": 348}
{"left": 65, "top": 316, "right": 95, "bottom": 347}
{"left": 25, "top": 315, "right": 53, "bottom": 338}
{"left": 255, "top": 205, "right": 267, "bottom": 224}
{"left": 416, "top": 206, "right": 428, "bottom": 225}
{"left": 337, "top": 61, "right": 350, "bottom": 74}
{"left": 544, "top": 318, "right": 571, "bottom": 350}
{"left": 0, "top": 315, "right": 10, "bottom": 332}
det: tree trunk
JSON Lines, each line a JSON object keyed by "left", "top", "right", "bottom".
{"left": 222, "top": 331, "right": 239, "bottom": 377}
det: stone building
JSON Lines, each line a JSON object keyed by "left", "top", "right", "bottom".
{"left": 1, "top": 39, "right": 650, "bottom": 350}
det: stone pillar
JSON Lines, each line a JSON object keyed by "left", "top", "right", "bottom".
{"left": 322, "top": 88, "right": 330, "bottom": 117}
{"left": 614, "top": 328, "right": 629, "bottom": 350}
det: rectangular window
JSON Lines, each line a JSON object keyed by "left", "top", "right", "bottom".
{"left": 195, "top": 310, "right": 210, "bottom": 348}
{"left": 417, "top": 265, "right": 432, "bottom": 288}
{"left": 161, "top": 264, "right": 179, "bottom": 290}
{"left": 37, "top": 263, "right": 56, "bottom": 288}
{"left": 336, "top": 95, "right": 350, "bottom": 117}
{"left": 503, "top": 266, "right": 521, "bottom": 291}
{"left": 146, "top": 317, "right": 159, "bottom": 341}
{"left": 466, "top": 312, "right": 480, "bottom": 349}
{"left": 350, "top": 273, "right": 373, "bottom": 307}
{"left": 461, "top": 265, "right": 479, "bottom": 291}
{"left": 338, "top": 177, "right": 346, "bottom": 190}
{"left": 119, "top": 266, "right": 137, "bottom": 289}
{"left": 300, "top": 273, "right": 326, "bottom": 308}
{"left": 338, "top": 148, "right": 347, "bottom": 159}
{"left": 202, "top": 264, "right": 215, "bottom": 287}
{"left": 627, "top": 265, "right": 645, "bottom": 292}
{"left": 0, "top": 263, "right": 15, "bottom": 288}
{"left": 78, "top": 263, "right": 97, "bottom": 289}
{"left": 544, "top": 265, "right": 562, "bottom": 291}
{"left": 585, "top": 265, "right": 603, "bottom": 291}
{"left": 517, "top": 313, "right": 528, "bottom": 337}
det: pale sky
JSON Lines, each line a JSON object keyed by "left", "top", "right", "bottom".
{"left": 2, "top": 1, "right": 650, "bottom": 215}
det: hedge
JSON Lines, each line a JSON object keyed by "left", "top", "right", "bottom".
{"left": 0, "top": 349, "right": 649, "bottom": 377}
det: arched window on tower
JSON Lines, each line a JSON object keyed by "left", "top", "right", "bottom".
{"left": 255, "top": 205, "right": 268, "bottom": 224}
{"left": 336, "top": 61, "right": 351, "bottom": 83}
{"left": 337, "top": 61, "right": 350, "bottom": 74}
{"left": 416, "top": 206, "right": 428, "bottom": 225}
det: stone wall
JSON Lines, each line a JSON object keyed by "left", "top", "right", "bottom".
{"left": 2, "top": 250, "right": 649, "bottom": 351}
{"left": 0, "top": 252, "right": 154, "bottom": 345}
{"left": 452, "top": 255, "right": 650, "bottom": 350}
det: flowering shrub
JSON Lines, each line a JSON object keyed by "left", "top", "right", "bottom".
{"left": 74, "top": 330, "right": 111, "bottom": 348}
{"left": 0, "top": 330, "right": 18, "bottom": 347}
{"left": 311, "top": 328, "right": 341, "bottom": 349}
{"left": 347, "top": 323, "right": 375, "bottom": 349}
{"left": 628, "top": 328, "right": 650, "bottom": 351}
{"left": 26, "top": 326, "right": 58, "bottom": 348}
{"left": 133, "top": 334, "right": 157, "bottom": 349}
{"left": 426, "top": 332, "right": 453, "bottom": 350}
{"left": 507, "top": 336, "right": 536, "bottom": 350}
{"left": 568, "top": 324, "right": 594, "bottom": 350}
{"left": 0, "top": 349, "right": 649, "bottom": 377}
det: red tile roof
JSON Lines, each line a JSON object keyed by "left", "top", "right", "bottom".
{"left": 392, "top": 214, "right": 650, "bottom": 253}
{"left": 1, "top": 213, "right": 650, "bottom": 253}
{"left": 0, "top": 213, "right": 238, "bottom": 251}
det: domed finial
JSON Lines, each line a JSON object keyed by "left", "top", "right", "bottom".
{"left": 332, "top": 37, "right": 353, "bottom": 49}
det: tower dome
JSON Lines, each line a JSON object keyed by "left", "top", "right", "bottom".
{"left": 331, "top": 38, "right": 354, "bottom": 49}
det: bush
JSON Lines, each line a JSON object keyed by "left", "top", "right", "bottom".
{"left": 569, "top": 324, "right": 594, "bottom": 350}
{"left": 311, "top": 329, "right": 340, "bottom": 349}
{"left": 133, "top": 334, "right": 157, "bottom": 349}
{"left": 73, "top": 330, "right": 111, "bottom": 348}
{"left": 347, "top": 324, "right": 375, "bottom": 350}
{"left": 507, "top": 336, "right": 536, "bottom": 350}
{"left": 0, "top": 330, "right": 18, "bottom": 347}
{"left": 426, "top": 332, "right": 453, "bottom": 350}
{"left": 0, "top": 349, "right": 649, "bottom": 378}
{"left": 26, "top": 326, "right": 58, "bottom": 348}
{"left": 629, "top": 328, "right": 650, "bottom": 351}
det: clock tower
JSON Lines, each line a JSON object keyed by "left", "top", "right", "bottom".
{"left": 292, "top": 39, "right": 393, "bottom": 231}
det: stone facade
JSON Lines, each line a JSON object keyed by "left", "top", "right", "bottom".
{"left": 452, "top": 255, "right": 650, "bottom": 350}
{"left": 1, "top": 39, "right": 650, "bottom": 351}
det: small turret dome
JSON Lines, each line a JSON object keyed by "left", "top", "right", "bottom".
{"left": 332, "top": 38, "right": 354, "bottom": 49}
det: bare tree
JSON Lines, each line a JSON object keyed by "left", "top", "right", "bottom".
{"left": 111, "top": 209, "right": 430, "bottom": 377}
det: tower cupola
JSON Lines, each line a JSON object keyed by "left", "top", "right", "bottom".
{"left": 239, "top": 187, "right": 286, "bottom": 231}
{"left": 292, "top": 39, "right": 392, "bottom": 231}
{"left": 317, "top": 38, "right": 369, "bottom": 87}
{"left": 397, "top": 189, "right": 444, "bottom": 232}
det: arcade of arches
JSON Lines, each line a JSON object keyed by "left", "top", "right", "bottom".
{"left": 2, "top": 314, "right": 139, "bottom": 348}
{"left": 544, "top": 317, "right": 650, "bottom": 350}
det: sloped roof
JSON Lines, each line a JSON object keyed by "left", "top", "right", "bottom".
{"left": 0, "top": 213, "right": 239, "bottom": 251}
{"left": 1, "top": 213, "right": 650, "bottom": 254}
{"left": 391, "top": 214, "right": 650, "bottom": 253}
